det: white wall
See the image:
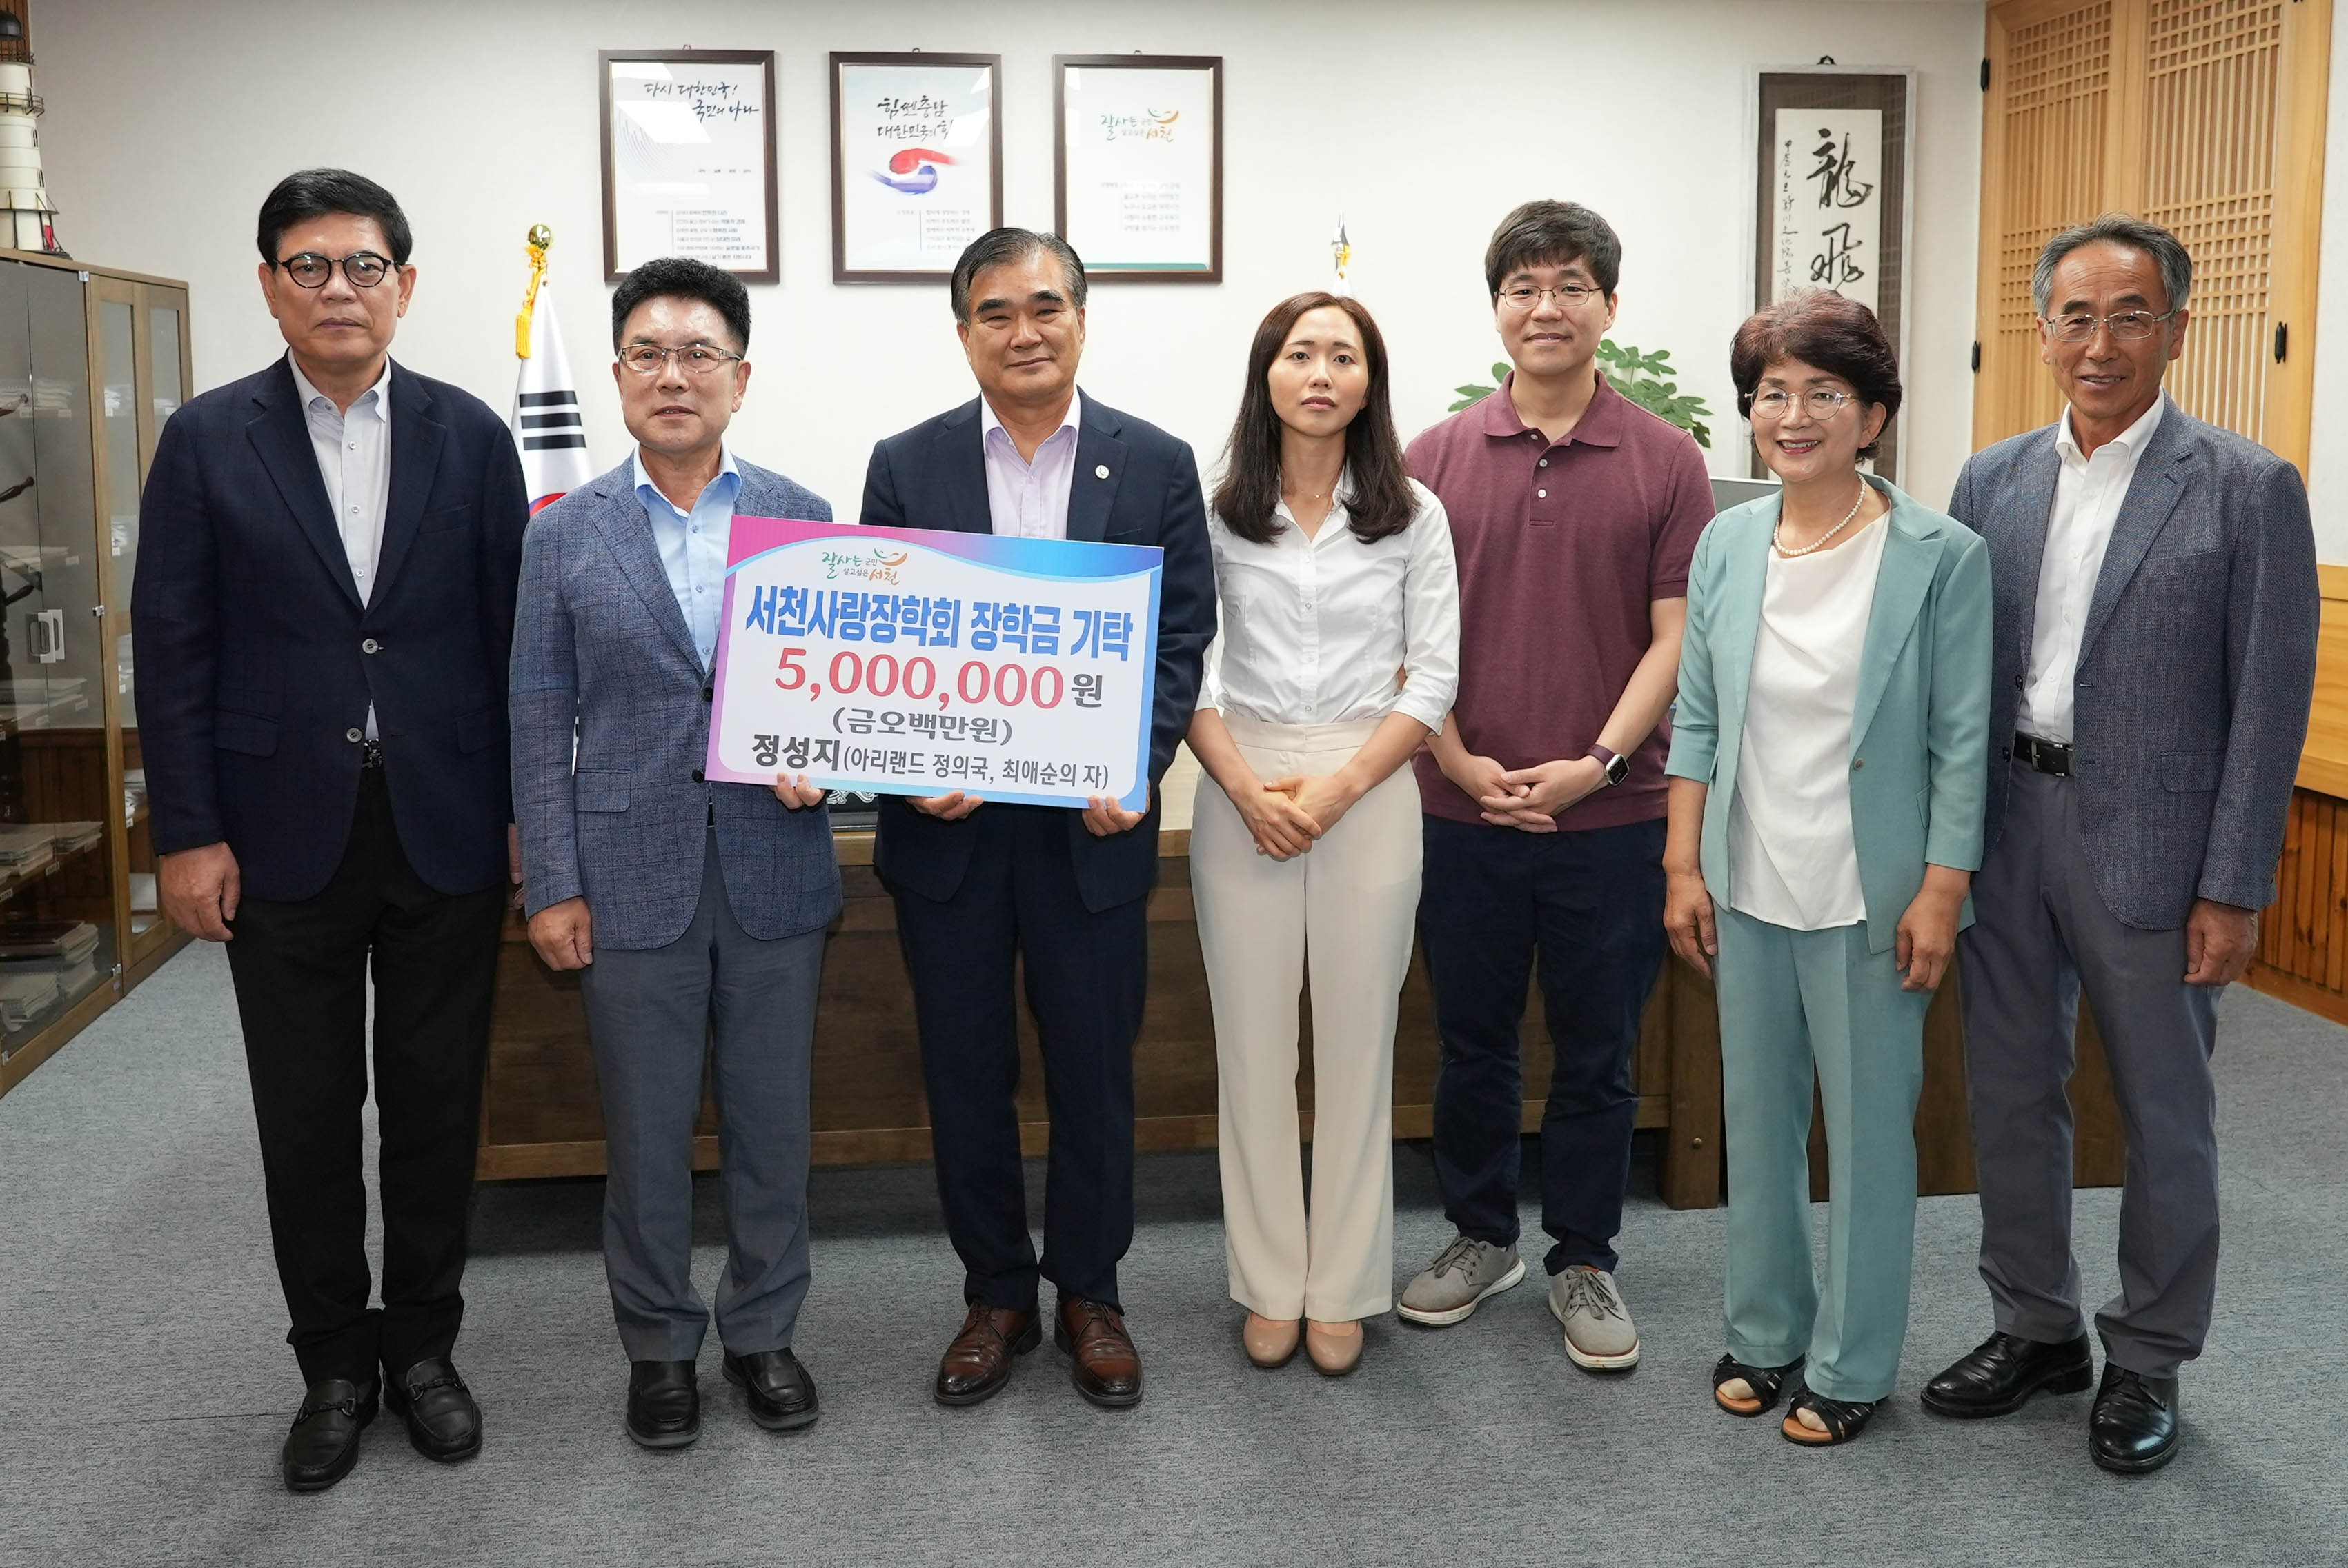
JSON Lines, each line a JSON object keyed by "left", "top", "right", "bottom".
{"left": 34, "top": 0, "right": 1986, "bottom": 516}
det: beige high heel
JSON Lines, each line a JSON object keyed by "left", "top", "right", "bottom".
{"left": 1303, "top": 1318, "right": 1363, "bottom": 1377}
{"left": 1243, "top": 1313, "right": 1301, "bottom": 1369}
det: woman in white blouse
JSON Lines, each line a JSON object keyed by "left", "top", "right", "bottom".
{"left": 1190, "top": 292, "right": 1459, "bottom": 1376}
{"left": 1664, "top": 290, "right": 1991, "bottom": 1445}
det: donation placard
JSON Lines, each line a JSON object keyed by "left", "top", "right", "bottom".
{"left": 706, "top": 519, "right": 1162, "bottom": 811}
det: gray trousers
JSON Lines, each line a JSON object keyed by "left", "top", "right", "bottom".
{"left": 1957, "top": 764, "right": 2222, "bottom": 1379}
{"left": 578, "top": 829, "right": 826, "bottom": 1362}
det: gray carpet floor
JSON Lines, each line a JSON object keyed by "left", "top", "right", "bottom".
{"left": 1, "top": 941, "right": 2344, "bottom": 1567}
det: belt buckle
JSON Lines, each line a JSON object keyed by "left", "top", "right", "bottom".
{"left": 360, "top": 737, "right": 386, "bottom": 771}
{"left": 2017, "top": 734, "right": 2071, "bottom": 777}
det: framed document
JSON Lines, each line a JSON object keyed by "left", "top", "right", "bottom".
{"left": 1751, "top": 68, "right": 1914, "bottom": 480}
{"left": 1054, "top": 54, "right": 1222, "bottom": 283}
{"left": 831, "top": 52, "right": 1003, "bottom": 284}
{"left": 600, "top": 50, "right": 779, "bottom": 284}
{"left": 707, "top": 518, "right": 1163, "bottom": 811}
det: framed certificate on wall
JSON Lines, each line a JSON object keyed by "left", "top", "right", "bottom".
{"left": 831, "top": 52, "right": 1004, "bottom": 284}
{"left": 1054, "top": 55, "right": 1222, "bottom": 284}
{"left": 601, "top": 50, "right": 779, "bottom": 284}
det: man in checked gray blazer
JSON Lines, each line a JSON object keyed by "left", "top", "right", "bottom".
{"left": 512, "top": 259, "right": 840, "bottom": 1449}
{"left": 1921, "top": 217, "right": 2318, "bottom": 1475}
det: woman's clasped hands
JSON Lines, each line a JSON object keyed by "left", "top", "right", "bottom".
{"left": 1236, "top": 770, "right": 1365, "bottom": 860}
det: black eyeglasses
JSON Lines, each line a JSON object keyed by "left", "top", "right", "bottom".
{"left": 273, "top": 252, "right": 395, "bottom": 290}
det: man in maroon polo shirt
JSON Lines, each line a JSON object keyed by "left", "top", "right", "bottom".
{"left": 1394, "top": 201, "right": 1713, "bottom": 1373}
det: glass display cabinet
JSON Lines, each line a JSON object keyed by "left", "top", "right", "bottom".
{"left": 0, "top": 248, "right": 191, "bottom": 1095}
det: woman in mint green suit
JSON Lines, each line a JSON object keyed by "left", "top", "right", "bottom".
{"left": 1664, "top": 290, "right": 1991, "bottom": 1447}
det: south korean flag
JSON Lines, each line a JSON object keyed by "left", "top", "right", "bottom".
{"left": 511, "top": 284, "right": 593, "bottom": 515}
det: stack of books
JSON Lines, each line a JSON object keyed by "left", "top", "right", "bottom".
{"left": 0, "top": 824, "right": 56, "bottom": 884}
{"left": 0, "top": 919, "right": 101, "bottom": 1018}
{"left": 41, "top": 821, "right": 103, "bottom": 854}
{"left": 0, "top": 970, "right": 60, "bottom": 1033}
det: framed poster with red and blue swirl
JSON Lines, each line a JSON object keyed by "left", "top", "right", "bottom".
{"left": 831, "top": 52, "right": 1005, "bottom": 284}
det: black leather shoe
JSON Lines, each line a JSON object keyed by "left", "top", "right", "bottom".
{"left": 1921, "top": 1331, "right": 2094, "bottom": 1418}
{"left": 282, "top": 1377, "right": 377, "bottom": 1492}
{"left": 722, "top": 1349, "right": 819, "bottom": 1432}
{"left": 383, "top": 1356, "right": 482, "bottom": 1462}
{"left": 2091, "top": 1363, "right": 2181, "bottom": 1473}
{"left": 626, "top": 1360, "right": 701, "bottom": 1450}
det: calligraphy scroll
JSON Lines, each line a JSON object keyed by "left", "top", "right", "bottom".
{"left": 1771, "top": 109, "right": 1884, "bottom": 313}
{"left": 1753, "top": 70, "right": 1913, "bottom": 481}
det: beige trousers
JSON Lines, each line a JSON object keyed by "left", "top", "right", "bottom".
{"left": 1192, "top": 714, "right": 1421, "bottom": 1321}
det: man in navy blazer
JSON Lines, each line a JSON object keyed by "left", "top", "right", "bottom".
{"left": 130, "top": 170, "right": 526, "bottom": 1490}
{"left": 862, "top": 230, "right": 1212, "bottom": 1409}
{"left": 512, "top": 259, "right": 841, "bottom": 1451}
{"left": 1923, "top": 217, "right": 2318, "bottom": 1475}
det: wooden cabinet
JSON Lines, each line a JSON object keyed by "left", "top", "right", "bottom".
{"left": 0, "top": 248, "right": 191, "bottom": 1098}
{"left": 477, "top": 826, "right": 2124, "bottom": 1209}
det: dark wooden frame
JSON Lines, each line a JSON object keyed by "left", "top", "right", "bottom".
{"left": 829, "top": 52, "right": 1005, "bottom": 285}
{"left": 1752, "top": 69, "right": 1913, "bottom": 482}
{"left": 600, "top": 49, "right": 780, "bottom": 285}
{"left": 1052, "top": 54, "right": 1223, "bottom": 284}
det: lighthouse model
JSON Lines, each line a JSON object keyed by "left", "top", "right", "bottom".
{"left": 0, "top": 3, "right": 61, "bottom": 256}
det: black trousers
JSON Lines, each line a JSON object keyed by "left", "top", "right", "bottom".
{"left": 891, "top": 804, "right": 1147, "bottom": 1312}
{"left": 1418, "top": 813, "right": 1667, "bottom": 1276}
{"left": 223, "top": 770, "right": 506, "bottom": 1386}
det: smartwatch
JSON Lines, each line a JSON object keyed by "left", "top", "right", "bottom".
{"left": 1588, "top": 744, "right": 1629, "bottom": 787}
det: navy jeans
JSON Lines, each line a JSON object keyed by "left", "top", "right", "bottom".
{"left": 1418, "top": 813, "right": 1667, "bottom": 1276}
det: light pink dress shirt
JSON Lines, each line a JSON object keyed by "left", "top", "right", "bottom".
{"left": 978, "top": 389, "right": 1083, "bottom": 540}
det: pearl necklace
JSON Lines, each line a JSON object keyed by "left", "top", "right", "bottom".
{"left": 1773, "top": 479, "right": 1869, "bottom": 558}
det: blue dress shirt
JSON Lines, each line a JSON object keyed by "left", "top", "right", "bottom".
{"left": 631, "top": 445, "right": 741, "bottom": 668}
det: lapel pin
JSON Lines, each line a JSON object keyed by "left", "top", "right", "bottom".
{"left": 1095, "top": 464, "right": 1110, "bottom": 479}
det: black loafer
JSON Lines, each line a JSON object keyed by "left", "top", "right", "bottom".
{"left": 2091, "top": 1363, "right": 2181, "bottom": 1473}
{"left": 1921, "top": 1331, "right": 2093, "bottom": 1418}
{"left": 626, "top": 1360, "right": 701, "bottom": 1450}
{"left": 383, "top": 1356, "right": 482, "bottom": 1462}
{"left": 722, "top": 1349, "right": 819, "bottom": 1432}
{"left": 282, "top": 1377, "right": 377, "bottom": 1493}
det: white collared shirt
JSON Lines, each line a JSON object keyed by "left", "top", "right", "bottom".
{"left": 2017, "top": 395, "right": 2167, "bottom": 744}
{"left": 979, "top": 389, "right": 1082, "bottom": 539}
{"left": 1197, "top": 479, "right": 1461, "bottom": 732}
{"left": 288, "top": 350, "right": 391, "bottom": 737}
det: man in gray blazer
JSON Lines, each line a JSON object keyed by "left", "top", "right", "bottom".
{"left": 1923, "top": 216, "right": 2318, "bottom": 1473}
{"left": 511, "top": 258, "right": 841, "bottom": 1449}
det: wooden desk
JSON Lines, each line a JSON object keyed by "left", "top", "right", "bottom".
{"left": 479, "top": 753, "right": 2122, "bottom": 1206}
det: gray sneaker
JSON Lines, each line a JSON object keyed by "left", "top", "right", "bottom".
{"left": 1549, "top": 1266, "right": 1640, "bottom": 1371}
{"left": 1397, "top": 1234, "right": 1526, "bottom": 1326}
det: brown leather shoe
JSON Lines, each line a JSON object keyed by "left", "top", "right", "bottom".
{"left": 1056, "top": 1297, "right": 1143, "bottom": 1408}
{"left": 934, "top": 1301, "right": 1040, "bottom": 1407}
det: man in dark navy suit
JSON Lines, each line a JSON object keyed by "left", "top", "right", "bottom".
{"left": 131, "top": 169, "right": 526, "bottom": 1491}
{"left": 862, "top": 229, "right": 1212, "bottom": 1410}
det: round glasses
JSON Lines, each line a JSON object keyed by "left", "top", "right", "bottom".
{"left": 1748, "top": 388, "right": 1857, "bottom": 422}
{"left": 2042, "top": 309, "right": 2177, "bottom": 344}
{"left": 618, "top": 343, "right": 744, "bottom": 377}
{"left": 274, "top": 252, "right": 394, "bottom": 289}
{"left": 1498, "top": 283, "right": 1605, "bottom": 311}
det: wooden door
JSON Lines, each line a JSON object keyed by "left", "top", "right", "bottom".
{"left": 1975, "top": 0, "right": 2329, "bottom": 470}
